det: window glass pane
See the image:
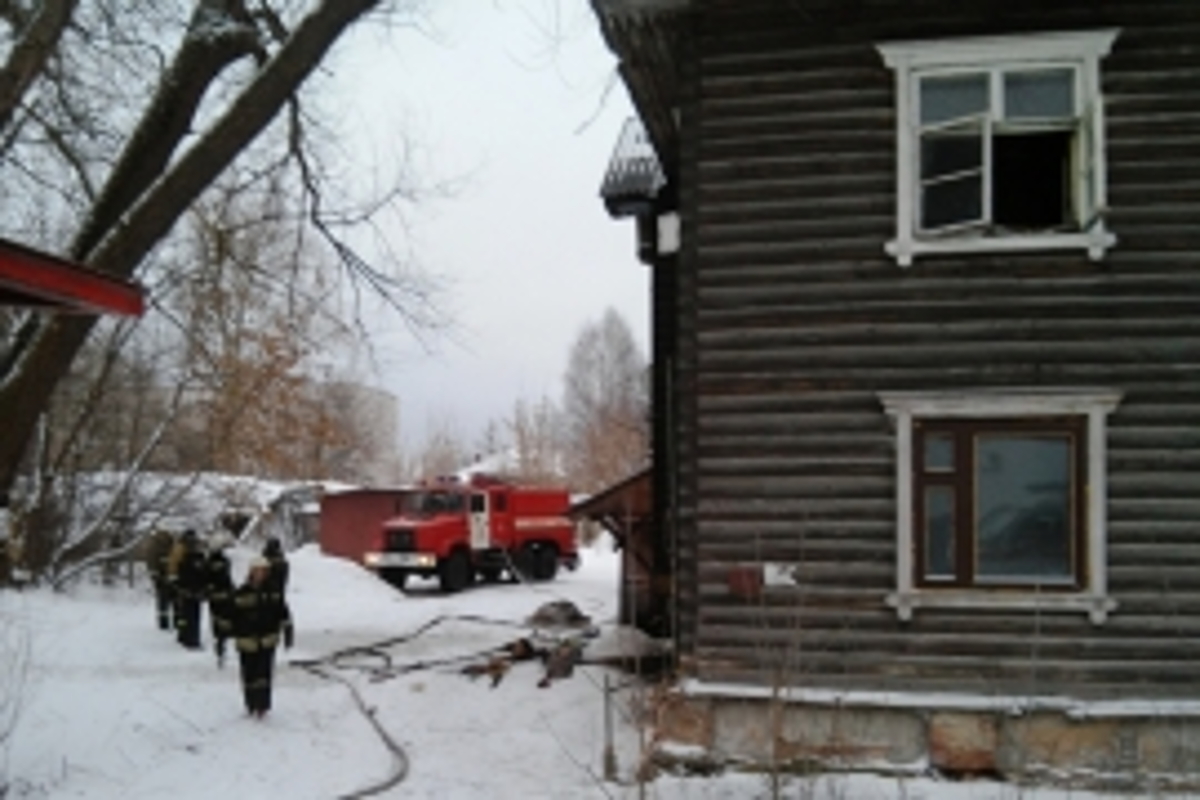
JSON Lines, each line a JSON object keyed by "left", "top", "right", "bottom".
{"left": 924, "top": 433, "right": 954, "bottom": 471}
{"left": 1004, "top": 69, "right": 1075, "bottom": 120}
{"left": 922, "top": 173, "right": 983, "bottom": 230}
{"left": 975, "top": 435, "right": 1073, "bottom": 581}
{"left": 921, "top": 130, "right": 984, "bottom": 181}
{"left": 921, "top": 73, "right": 989, "bottom": 126}
{"left": 924, "top": 486, "right": 956, "bottom": 580}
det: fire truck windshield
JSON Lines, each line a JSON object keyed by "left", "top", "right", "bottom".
{"left": 401, "top": 490, "right": 465, "bottom": 516}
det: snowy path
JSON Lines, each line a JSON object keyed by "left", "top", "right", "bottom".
{"left": 0, "top": 544, "right": 661, "bottom": 800}
{"left": 0, "top": 544, "right": 1142, "bottom": 799}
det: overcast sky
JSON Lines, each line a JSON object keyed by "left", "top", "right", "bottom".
{"left": 329, "top": 2, "right": 647, "bottom": 455}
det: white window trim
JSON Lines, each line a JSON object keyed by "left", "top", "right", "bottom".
{"left": 878, "top": 387, "right": 1123, "bottom": 624}
{"left": 876, "top": 29, "right": 1120, "bottom": 267}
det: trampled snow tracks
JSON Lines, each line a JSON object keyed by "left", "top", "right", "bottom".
{"left": 297, "top": 660, "right": 410, "bottom": 799}
{"left": 289, "top": 613, "right": 532, "bottom": 797}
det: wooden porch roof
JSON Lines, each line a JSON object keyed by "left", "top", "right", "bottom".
{"left": 568, "top": 467, "right": 652, "bottom": 527}
{"left": 0, "top": 237, "right": 145, "bottom": 316}
{"left": 591, "top": 0, "right": 687, "bottom": 175}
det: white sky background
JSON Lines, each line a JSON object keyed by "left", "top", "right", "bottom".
{"left": 327, "top": 1, "right": 647, "bottom": 455}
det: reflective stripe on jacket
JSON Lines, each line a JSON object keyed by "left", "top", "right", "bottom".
{"left": 230, "top": 581, "right": 292, "bottom": 654}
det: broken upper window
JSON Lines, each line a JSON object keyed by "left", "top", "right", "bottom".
{"left": 878, "top": 30, "right": 1120, "bottom": 266}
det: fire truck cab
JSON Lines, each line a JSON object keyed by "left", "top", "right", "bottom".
{"left": 364, "top": 474, "right": 579, "bottom": 592}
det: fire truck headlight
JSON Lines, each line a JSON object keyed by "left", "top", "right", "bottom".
{"left": 364, "top": 553, "right": 381, "bottom": 567}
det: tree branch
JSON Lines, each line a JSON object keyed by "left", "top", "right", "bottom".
{"left": 0, "top": 0, "right": 77, "bottom": 138}
{"left": 49, "top": 377, "right": 189, "bottom": 586}
{"left": 285, "top": 93, "right": 442, "bottom": 348}
{"left": 0, "top": 0, "right": 384, "bottom": 500}
{"left": 72, "top": 0, "right": 264, "bottom": 261}
{"left": 22, "top": 100, "right": 97, "bottom": 200}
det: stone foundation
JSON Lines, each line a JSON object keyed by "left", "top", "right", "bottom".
{"left": 650, "top": 690, "right": 1200, "bottom": 791}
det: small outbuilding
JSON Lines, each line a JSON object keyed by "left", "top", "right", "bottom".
{"left": 569, "top": 468, "right": 673, "bottom": 638}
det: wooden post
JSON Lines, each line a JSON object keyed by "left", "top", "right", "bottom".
{"left": 603, "top": 673, "right": 617, "bottom": 781}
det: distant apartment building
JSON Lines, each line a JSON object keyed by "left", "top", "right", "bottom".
{"left": 324, "top": 381, "right": 402, "bottom": 485}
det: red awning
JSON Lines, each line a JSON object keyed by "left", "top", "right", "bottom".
{"left": 0, "top": 237, "right": 145, "bottom": 316}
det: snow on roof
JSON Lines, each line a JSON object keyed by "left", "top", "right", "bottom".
{"left": 61, "top": 471, "right": 342, "bottom": 535}
{"left": 322, "top": 483, "right": 414, "bottom": 498}
{"left": 453, "top": 449, "right": 521, "bottom": 481}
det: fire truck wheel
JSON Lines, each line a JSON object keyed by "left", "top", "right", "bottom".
{"left": 438, "top": 548, "right": 473, "bottom": 593}
{"left": 533, "top": 544, "right": 559, "bottom": 582}
{"left": 511, "top": 545, "right": 537, "bottom": 583}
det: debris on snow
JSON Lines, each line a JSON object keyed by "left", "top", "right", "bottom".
{"left": 538, "top": 640, "right": 583, "bottom": 689}
{"left": 460, "top": 656, "right": 511, "bottom": 688}
{"left": 525, "top": 599, "right": 592, "bottom": 630}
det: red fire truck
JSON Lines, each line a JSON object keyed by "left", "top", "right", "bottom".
{"left": 362, "top": 474, "right": 580, "bottom": 592}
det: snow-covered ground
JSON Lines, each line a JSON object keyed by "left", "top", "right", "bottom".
{"left": 0, "top": 542, "right": 1154, "bottom": 799}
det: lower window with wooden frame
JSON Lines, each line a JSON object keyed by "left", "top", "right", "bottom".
{"left": 915, "top": 418, "right": 1085, "bottom": 588}
{"left": 879, "top": 389, "right": 1121, "bottom": 624}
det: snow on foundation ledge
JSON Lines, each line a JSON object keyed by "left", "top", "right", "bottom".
{"left": 679, "top": 679, "right": 1200, "bottom": 720}
{"left": 655, "top": 739, "right": 930, "bottom": 779}
{"left": 586, "top": 624, "right": 672, "bottom": 661}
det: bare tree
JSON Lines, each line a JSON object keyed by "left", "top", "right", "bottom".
{"left": 164, "top": 175, "right": 369, "bottom": 480}
{"left": 508, "top": 395, "right": 565, "bottom": 484}
{"left": 562, "top": 307, "right": 648, "bottom": 492}
{"left": 0, "top": 0, "right": 428, "bottom": 502}
{"left": 411, "top": 414, "right": 467, "bottom": 481}
{"left": 475, "top": 420, "right": 505, "bottom": 463}
{"left": 0, "top": 0, "right": 76, "bottom": 137}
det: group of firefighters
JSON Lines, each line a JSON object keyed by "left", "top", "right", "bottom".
{"left": 146, "top": 529, "right": 293, "bottom": 718}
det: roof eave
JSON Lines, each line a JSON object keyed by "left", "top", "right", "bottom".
{"left": 0, "top": 238, "right": 146, "bottom": 316}
{"left": 591, "top": 0, "right": 687, "bottom": 177}
{"left": 592, "top": 0, "right": 691, "bottom": 16}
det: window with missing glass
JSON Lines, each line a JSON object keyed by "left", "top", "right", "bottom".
{"left": 914, "top": 418, "right": 1086, "bottom": 589}
{"left": 878, "top": 29, "right": 1119, "bottom": 267}
{"left": 919, "top": 67, "right": 1080, "bottom": 233}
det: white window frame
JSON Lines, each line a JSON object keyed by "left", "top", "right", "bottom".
{"left": 879, "top": 388, "right": 1123, "bottom": 624}
{"left": 877, "top": 30, "right": 1120, "bottom": 267}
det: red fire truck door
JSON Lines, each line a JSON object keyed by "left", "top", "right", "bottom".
{"left": 469, "top": 492, "right": 490, "bottom": 549}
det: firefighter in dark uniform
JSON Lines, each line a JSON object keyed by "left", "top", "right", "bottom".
{"left": 262, "top": 537, "right": 289, "bottom": 600}
{"left": 145, "top": 529, "right": 175, "bottom": 631}
{"left": 205, "top": 533, "right": 235, "bottom": 666}
{"left": 170, "top": 529, "right": 208, "bottom": 649}
{"left": 229, "top": 557, "right": 293, "bottom": 718}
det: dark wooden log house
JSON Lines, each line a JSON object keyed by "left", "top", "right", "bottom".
{"left": 593, "top": 0, "right": 1200, "bottom": 781}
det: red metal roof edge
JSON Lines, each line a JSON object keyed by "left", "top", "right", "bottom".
{"left": 0, "top": 237, "right": 145, "bottom": 316}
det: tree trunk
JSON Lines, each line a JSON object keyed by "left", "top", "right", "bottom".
{"left": 0, "top": 0, "right": 382, "bottom": 499}
{"left": 71, "top": 0, "right": 262, "bottom": 262}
